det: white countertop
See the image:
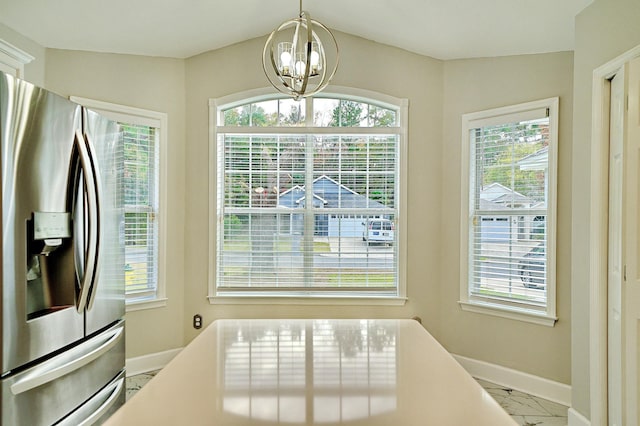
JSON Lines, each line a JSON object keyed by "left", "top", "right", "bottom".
{"left": 106, "top": 319, "right": 516, "bottom": 425}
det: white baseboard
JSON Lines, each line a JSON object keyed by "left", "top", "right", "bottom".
{"left": 568, "top": 408, "right": 591, "bottom": 426}
{"left": 126, "top": 348, "right": 183, "bottom": 377}
{"left": 452, "top": 354, "right": 572, "bottom": 407}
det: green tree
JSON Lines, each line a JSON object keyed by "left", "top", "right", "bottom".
{"left": 281, "top": 103, "right": 304, "bottom": 125}
{"left": 482, "top": 141, "right": 545, "bottom": 199}
{"left": 329, "top": 100, "right": 364, "bottom": 127}
{"left": 122, "top": 124, "right": 153, "bottom": 206}
{"left": 223, "top": 105, "right": 277, "bottom": 126}
{"left": 121, "top": 123, "right": 155, "bottom": 247}
{"left": 367, "top": 105, "right": 396, "bottom": 127}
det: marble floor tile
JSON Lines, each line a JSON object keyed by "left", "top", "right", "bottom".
{"left": 475, "top": 378, "right": 568, "bottom": 426}
{"left": 126, "top": 370, "right": 159, "bottom": 401}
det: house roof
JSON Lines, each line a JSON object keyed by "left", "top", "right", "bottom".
{"left": 478, "top": 198, "right": 509, "bottom": 211}
{"left": 480, "top": 182, "right": 533, "bottom": 206}
{"left": 518, "top": 146, "right": 549, "bottom": 171}
{"left": 278, "top": 175, "right": 388, "bottom": 209}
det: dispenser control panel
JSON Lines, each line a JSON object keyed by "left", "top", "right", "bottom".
{"left": 33, "top": 212, "right": 71, "bottom": 240}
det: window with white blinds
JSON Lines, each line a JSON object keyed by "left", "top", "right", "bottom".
{"left": 122, "top": 124, "right": 159, "bottom": 300}
{"left": 70, "top": 97, "right": 168, "bottom": 309}
{"left": 210, "top": 92, "right": 407, "bottom": 302}
{"left": 460, "top": 98, "right": 558, "bottom": 326}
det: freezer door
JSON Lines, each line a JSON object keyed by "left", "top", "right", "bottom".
{"left": 83, "top": 107, "right": 125, "bottom": 335}
{"left": 0, "top": 72, "right": 84, "bottom": 374}
{"left": 1, "top": 320, "right": 125, "bottom": 426}
{"left": 57, "top": 370, "right": 126, "bottom": 426}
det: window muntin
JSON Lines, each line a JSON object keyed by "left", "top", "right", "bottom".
{"left": 213, "top": 94, "right": 403, "bottom": 300}
{"left": 460, "top": 98, "right": 558, "bottom": 325}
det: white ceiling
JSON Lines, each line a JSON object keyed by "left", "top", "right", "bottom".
{"left": 0, "top": 0, "right": 593, "bottom": 60}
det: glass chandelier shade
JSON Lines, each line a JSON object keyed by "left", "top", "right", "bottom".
{"left": 262, "top": 5, "right": 338, "bottom": 100}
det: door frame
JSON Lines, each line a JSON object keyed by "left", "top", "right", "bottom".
{"left": 589, "top": 44, "right": 640, "bottom": 425}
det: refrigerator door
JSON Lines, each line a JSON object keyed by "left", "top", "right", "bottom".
{"left": 83, "top": 107, "right": 124, "bottom": 335}
{"left": 0, "top": 72, "right": 84, "bottom": 374}
{"left": 1, "top": 321, "right": 125, "bottom": 426}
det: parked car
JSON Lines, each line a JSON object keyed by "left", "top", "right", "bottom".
{"left": 362, "top": 219, "right": 395, "bottom": 245}
{"left": 518, "top": 243, "right": 546, "bottom": 289}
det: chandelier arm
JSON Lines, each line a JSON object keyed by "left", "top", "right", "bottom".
{"left": 298, "top": 11, "right": 313, "bottom": 96}
{"left": 310, "top": 29, "right": 328, "bottom": 87}
{"left": 292, "top": 17, "right": 301, "bottom": 59}
{"left": 262, "top": 23, "right": 296, "bottom": 96}
{"left": 309, "top": 19, "right": 339, "bottom": 95}
{"left": 262, "top": 31, "right": 281, "bottom": 92}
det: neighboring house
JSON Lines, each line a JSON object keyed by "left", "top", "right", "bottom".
{"left": 278, "top": 175, "right": 389, "bottom": 237}
{"left": 479, "top": 183, "right": 539, "bottom": 242}
{"left": 517, "top": 146, "right": 549, "bottom": 238}
{"left": 480, "top": 182, "right": 532, "bottom": 208}
{"left": 479, "top": 146, "right": 550, "bottom": 243}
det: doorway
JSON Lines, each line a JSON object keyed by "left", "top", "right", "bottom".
{"left": 596, "top": 53, "right": 640, "bottom": 426}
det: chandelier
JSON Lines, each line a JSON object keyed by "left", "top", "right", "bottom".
{"left": 262, "top": 0, "right": 339, "bottom": 100}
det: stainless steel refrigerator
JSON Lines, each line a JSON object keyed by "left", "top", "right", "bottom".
{"left": 0, "top": 71, "right": 125, "bottom": 425}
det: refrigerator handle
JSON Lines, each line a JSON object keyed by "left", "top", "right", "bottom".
{"left": 9, "top": 324, "right": 123, "bottom": 395}
{"left": 57, "top": 373, "right": 125, "bottom": 426}
{"left": 73, "top": 129, "right": 100, "bottom": 312}
{"left": 82, "top": 131, "right": 103, "bottom": 311}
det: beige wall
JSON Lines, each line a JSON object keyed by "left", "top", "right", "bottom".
{"left": 182, "top": 32, "right": 445, "bottom": 343}
{"left": 44, "top": 50, "right": 187, "bottom": 358}
{"left": 2, "top": 19, "right": 581, "bottom": 395}
{"left": 440, "top": 52, "right": 574, "bottom": 384}
{"left": 572, "top": 0, "right": 640, "bottom": 419}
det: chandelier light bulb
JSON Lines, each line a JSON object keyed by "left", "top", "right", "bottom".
{"left": 280, "top": 51, "right": 292, "bottom": 66}
{"left": 310, "top": 50, "right": 320, "bottom": 71}
{"left": 280, "top": 51, "right": 292, "bottom": 75}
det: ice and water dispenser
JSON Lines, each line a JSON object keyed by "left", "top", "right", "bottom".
{"left": 26, "top": 212, "right": 76, "bottom": 320}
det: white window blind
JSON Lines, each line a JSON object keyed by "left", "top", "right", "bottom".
{"left": 212, "top": 94, "right": 405, "bottom": 300}
{"left": 122, "top": 123, "right": 159, "bottom": 299}
{"left": 460, "top": 98, "right": 558, "bottom": 325}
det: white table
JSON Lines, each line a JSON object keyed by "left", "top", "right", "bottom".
{"left": 106, "top": 319, "right": 516, "bottom": 425}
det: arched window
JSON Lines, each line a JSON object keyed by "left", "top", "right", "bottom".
{"left": 208, "top": 88, "right": 407, "bottom": 303}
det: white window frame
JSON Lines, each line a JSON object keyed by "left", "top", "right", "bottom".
{"left": 208, "top": 86, "right": 408, "bottom": 305}
{"left": 459, "top": 97, "right": 559, "bottom": 326}
{"left": 70, "top": 96, "right": 168, "bottom": 311}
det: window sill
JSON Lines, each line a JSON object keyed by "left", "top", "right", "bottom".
{"left": 458, "top": 300, "right": 557, "bottom": 327}
{"left": 209, "top": 294, "right": 407, "bottom": 306}
{"left": 126, "top": 297, "right": 168, "bottom": 312}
